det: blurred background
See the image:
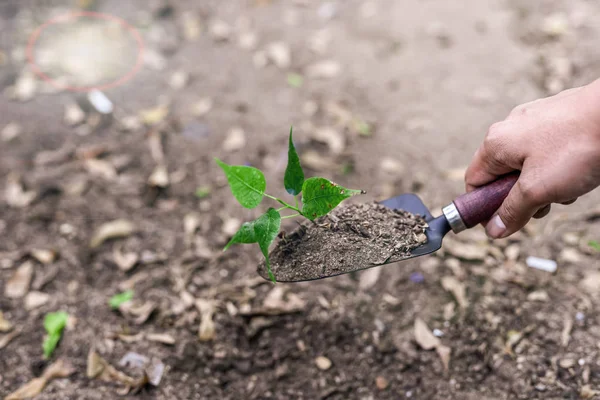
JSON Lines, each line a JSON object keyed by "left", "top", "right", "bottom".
{"left": 1, "top": 0, "right": 600, "bottom": 399}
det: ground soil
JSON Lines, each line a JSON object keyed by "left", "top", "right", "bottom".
{"left": 265, "top": 202, "right": 428, "bottom": 282}
{"left": 1, "top": 1, "right": 600, "bottom": 399}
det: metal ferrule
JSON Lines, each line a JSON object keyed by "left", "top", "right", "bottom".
{"left": 442, "top": 202, "right": 467, "bottom": 233}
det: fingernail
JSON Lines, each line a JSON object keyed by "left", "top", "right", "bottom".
{"left": 486, "top": 214, "right": 507, "bottom": 239}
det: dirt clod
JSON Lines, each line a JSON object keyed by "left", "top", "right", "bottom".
{"left": 263, "top": 202, "right": 428, "bottom": 282}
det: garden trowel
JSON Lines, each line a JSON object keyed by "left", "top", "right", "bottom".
{"left": 260, "top": 173, "right": 518, "bottom": 282}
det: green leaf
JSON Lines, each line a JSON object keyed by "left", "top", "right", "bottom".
{"left": 222, "top": 209, "right": 281, "bottom": 282}
{"left": 195, "top": 185, "right": 211, "bottom": 199}
{"left": 301, "top": 177, "right": 364, "bottom": 220}
{"left": 43, "top": 333, "right": 61, "bottom": 359}
{"left": 215, "top": 158, "right": 266, "bottom": 209}
{"left": 284, "top": 127, "right": 304, "bottom": 196}
{"left": 355, "top": 120, "right": 372, "bottom": 137}
{"left": 43, "top": 311, "right": 68, "bottom": 359}
{"left": 254, "top": 208, "right": 281, "bottom": 283}
{"left": 224, "top": 222, "right": 257, "bottom": 251}
{"left": 589, "top": 240, "right": 600, "bottom": 252}
{"left": 287, "top": 73, "right": 304, "bottom": 88}
{"left": 109, "top": 290, "right": 134, "bottom": 309}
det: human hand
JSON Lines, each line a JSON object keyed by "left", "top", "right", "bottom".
{"left": 465, "top": 79, "right": 600, "bottom": 238}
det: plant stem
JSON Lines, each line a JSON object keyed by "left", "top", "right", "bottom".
{"left": 265, "top": 194, "right": 301, "bottom": 213}
{"left": 295, "top": 195, "right": 299, "bottom": 210}
{"left": 276, "top": 206, "right": 288, "bottom": 212}
{"left": 281, "top": 213, "right": 300, "bottom": 219}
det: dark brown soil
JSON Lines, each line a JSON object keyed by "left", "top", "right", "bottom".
{"left": 2, "top": 1, "right": 600, "bottom": 399}
{"left": 264, "top": 202, "right": 428, "bottom": 282}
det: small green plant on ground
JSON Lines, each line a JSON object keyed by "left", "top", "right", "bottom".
{"left": 109, "top": 290, "right": 134, "bottom": 309}
{"left": 589, "top": 240, "right": 600, "bottom": 252}
{"left": 216, "top": 127, "right": 365, "bottom": 283}
{"left": 43, "top": 311, "right": 68, "bottom": 359}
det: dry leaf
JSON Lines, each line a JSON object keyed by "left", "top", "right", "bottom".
{"left": 306, "top": 60, "right": 341, "bottom": 79}
{"left": 190, "top": 97, "right": 213, "bottom": 117}
{"left": 266, "top": 41, "right": 291, "bottom": 69}
{"left": 5, "top": 175, "right": 36, "bottom": 208}
{"left": 0, "top": 311, "right": 13, "bottom": 332}
{"left": 145, "top": 358, "right": 166, "bottom": 386}
{"left": 9, "top": 70, "right": 37, "bottom": 102}
{"left": 24, "top": 291, "right": 50, "bottom": 310}
{"left": 148, "top": 165, "right": 169, "bottom": 188}
{"left": 561, "top": 315, "right": 573, "bottom": 347}
{"left": 147, "top": 130, "right": 165, "bottom": 164}
{"left": 195, "top": 299, "right": 215, "bottom": 341}
{"left": 311, "top": 127, "right": 346, "bottom": 155}
{"left": 146, "top": 333, "right": 175, "bottom": 345}
{"left": 0, "top": 329, "right": 21, "bottom": 349}
{"left": 86, "top": 349, "right": 105, "bottom": 378}
{"left": 261, "top": 287, "right": 306, "bottom": 315}
{"left": 301, "top": 150, "right": 336, "bottom": 170}
{"left": 140, "top": 106, "right": 169, "bottom": 126}
{"left": 116, "top": 332, "right": 144, "bottom": 343}
{"left": 90, "top": 219, "right": 135, "bottom": 248}
{"left": 414, "top": 318, "right": 440, "bottom": 350}
{"left": 84, "top": 159, "right": 117, "bottom": 180}
{"left": 6, "top": 359, "right": 74, "bottom": 400}
{"left": 580, "top": 385, "right": 599, "bottom": 399}
{"left": 315, "top": 356, "right": 332, "bottom": 370}
{"left": 5, "top": 261, "right": 34, "bottom": 299}
{"left": 436, "top": 344, "right": 451, "bottom": 372}
{"left": 29, "top": 249, "right": 57, "bottom": 265}
{"left": 504, "top": 244, "right": 520, "bottom": 261}
{"left": 444, "top": 239, "right": 487, "bottom": 261}
{"left": 504, "top": 330, "right": 523, "bottom": 355}
{"left": 195, "top": 237, "right": 214, "bottom": 259}
{"left": 181, "top": 11, "right": 201, "bottom": 41}
{"left": 184, "top": 213, "right": 200, "bottom": 247}
{"left": 88, "top": 349, "right": 147, "bottom": 392}
{"left": 380, "top": 158, "right": 405, "bottom": 176}
{"left": 444, "top": 167, "right": 467, "bottom": 181}
{"left": 559, "top": 247, "right": 583, "bottom": 264}
{"left": 222, "top": 128, "right": 246, "bottom": 152}
{"left": 64, "top": 103, "right": 85, "bottom": 126}
{"left": 580, "top": 272, "right": 600, "bottom": 295}
{"left": 113, "top": 247, "right": 139, "bottom": 272}
{"left": 527, "top": 290, "right": 549, "bottom": 302}
{"left": 1, "top": 122, "right": 22, "bottom": 142}
{"left": 120, "top": 301, "right": 156, "bottom": 325}
{"left": 359, "top": 268, "right": 381, "bottom": 290}
{"left": 169, "top": 70, "right": 190, "bottom": 90}
{"left": 441, "top": 276, "right": 469, "bottom": 309}
{"left": 208, "top": 19, "right": 231, "bottom": 41}
{"left": 222, "top": 218, "right": 242, "bottom": 237}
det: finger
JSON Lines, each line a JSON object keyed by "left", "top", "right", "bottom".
{"left": 465, "top": 121, "right": 525, "bottom": 192}
{"left": 485, "top": 177, "right": 545, "bottom": 238}
{"left": 560, "top": 198, "right": 577, "bottom": 205}
{"left": 532, "top": 204, "right": 551, "bottom": 219}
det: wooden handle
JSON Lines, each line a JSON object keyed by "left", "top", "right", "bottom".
{"left": 453, "top": 173, "right": 519, "bottom": 229}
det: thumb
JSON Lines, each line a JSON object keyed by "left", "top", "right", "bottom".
{"left": 486, "top": 179, "right": 541, "bottom": 238}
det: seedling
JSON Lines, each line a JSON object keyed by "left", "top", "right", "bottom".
{"left": 216, "top": 127, "right": 365, "bottom": 282}
{"left": 43, "top": 311, "right": 68, "bottom": 359}
{"left": 109, "top": 290, "right": 134, "bottom": 309}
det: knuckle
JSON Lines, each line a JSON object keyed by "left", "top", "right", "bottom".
{"left": 501, "top": 199, "right": 520, "bottom": 225}
{"left": 510, "top": 104, "right": 527, "bottom": 116}
{"left": 517, "top": 178, "right": 545, "bottom": 206}
{"left": 486, "top": 122, "right": 505, "bottom": 141}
